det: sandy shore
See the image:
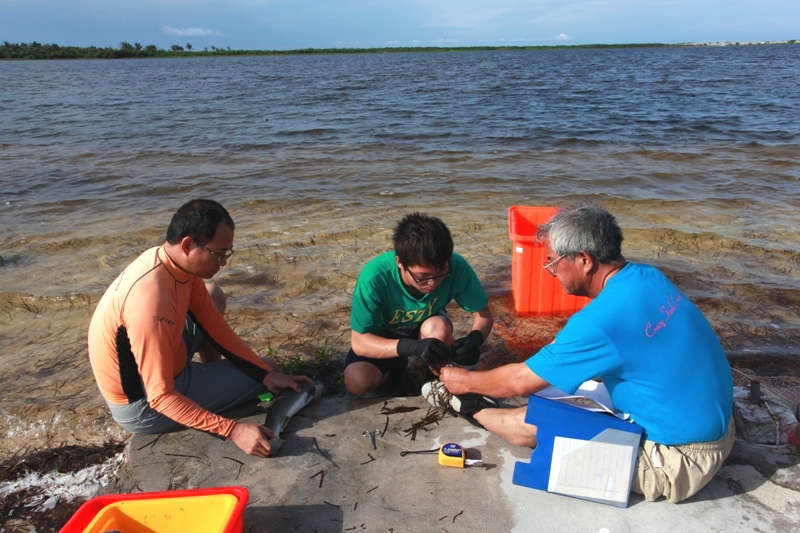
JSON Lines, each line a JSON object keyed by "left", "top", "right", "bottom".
{"left": 2, "top": 202, "right": 800, "bottom": 462}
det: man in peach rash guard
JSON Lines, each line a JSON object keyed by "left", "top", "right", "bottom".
{"left": 89, "top": 199, "right": 311, "bottom": 457}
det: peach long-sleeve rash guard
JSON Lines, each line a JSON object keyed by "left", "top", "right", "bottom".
{"left": 88, "top": 246, "right": 271, "bottom": 437}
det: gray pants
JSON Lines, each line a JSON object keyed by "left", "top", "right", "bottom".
{"left": 105, "top": 318, "right": 265, "bottom": 434}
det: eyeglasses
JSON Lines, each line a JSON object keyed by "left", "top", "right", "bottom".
{"left": 543, "top": 254, "right": 567, "bottom": 276}
{"left": 405, "top": 264, "right": 451, "bottom": 284}
{"left": 201, "top": 245, "right": 234, "bottom": 264}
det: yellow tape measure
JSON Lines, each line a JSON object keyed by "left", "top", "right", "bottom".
{"left": 400, "top": 443, "right": 482, "bottom": 468}
{"left": 438, "top": 442, "right": 467, "bottom": 467}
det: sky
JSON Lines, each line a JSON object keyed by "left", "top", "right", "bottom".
{"left": 2, "top": 0, "right": 799, "bottom": 51}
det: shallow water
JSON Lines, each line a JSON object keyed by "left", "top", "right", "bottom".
{"left": 1, "top": 45, "right": 799, "bottom": 459}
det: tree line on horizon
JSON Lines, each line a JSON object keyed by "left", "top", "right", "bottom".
{"left": 1, "top": 41, "right": 224, "bottom": 59}
{"left": 1, "top": 40, "right": 795, "bottom": 60}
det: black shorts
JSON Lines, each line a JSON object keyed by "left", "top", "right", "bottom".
{"left": 344, "top": 349, "right": 409, "bottom": 376}
{"left": 345, "top": 311, "right": 452, "bottom": 375}
{"left": 344, "top": 328, "right": 412, "bottom": 376}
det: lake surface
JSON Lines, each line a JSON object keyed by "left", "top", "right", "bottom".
{"left": 1, "top": 45, "right": 799, "bottom": 457}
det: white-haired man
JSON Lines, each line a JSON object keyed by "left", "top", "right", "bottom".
{"left": 424, "top": 201, "right": 734, "bottom": 503}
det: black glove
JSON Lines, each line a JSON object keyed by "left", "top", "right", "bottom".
{"left": 450, "top": 330, "right": 484, "bottom": 366}
{"left": 397, "top": 338, "right": 451, "bottom": 367}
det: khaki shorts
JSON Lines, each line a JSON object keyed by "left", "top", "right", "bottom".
{"left": 632, "top": 417, "right": 735, "bottom": 503}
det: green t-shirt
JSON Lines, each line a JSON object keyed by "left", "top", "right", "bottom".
{"left": 350, "top": 251, "right": 489, "bottom": 337}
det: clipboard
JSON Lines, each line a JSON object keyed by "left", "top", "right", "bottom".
{"left": 512, "top": 394, "right": 644, "bottom": 507}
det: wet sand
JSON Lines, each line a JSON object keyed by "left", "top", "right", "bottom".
{"left": 2, "top": 199, "right": 800, "bottom": 462}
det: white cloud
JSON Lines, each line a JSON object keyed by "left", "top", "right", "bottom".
{"left": 163, "top": 25, "right": 222, "bottom": 37}
{"left": 555, "top": 33, "right": 571, "bottom": 40}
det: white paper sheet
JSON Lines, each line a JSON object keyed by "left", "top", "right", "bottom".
{"left": 547, "top": 436, "right": 634, "bottom": 505}
{"left": 535, "top": 380, "right": 628, "bottom": 419}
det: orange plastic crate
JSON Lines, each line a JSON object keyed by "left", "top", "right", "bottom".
{"left": 508, "top": 206, "right": 590, "bottom": 316}
{"left": 59, "top": 486, "right": 248, "bottom": 533}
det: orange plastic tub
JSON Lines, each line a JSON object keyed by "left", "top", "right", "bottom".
{"left": 508, "top": 206, "right": 590, "bottom": 316}
{"left": 59, "top": 486, "right": 248, "bottom": 533}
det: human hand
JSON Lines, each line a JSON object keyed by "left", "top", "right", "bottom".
{"left": 439, "top": 366, "right": 472, "bottom": 395}
{"left": 450, "top": 330, "right": 484, "bottom": 366}
{"left": 397, "top": 337, "right": 451, "bottom": 367}
{"left": 227, "top": 422, "right": 276, "bottom": 457}
{"left": 263, "top": 372, "right": 313, "bottom": 394}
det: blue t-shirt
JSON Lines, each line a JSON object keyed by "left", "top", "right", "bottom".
{"left": 351, "top": 251, "right": 489, "bottom": 336}
{"left": 527, "top": 263, "right": 733, "bottom": 446}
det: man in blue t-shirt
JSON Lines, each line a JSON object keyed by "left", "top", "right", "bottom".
{"left": 345, "top": 213, "right": 494, "bottom": 397}
{"left": 423, "top": 201, "right": 734, "bottom": 503}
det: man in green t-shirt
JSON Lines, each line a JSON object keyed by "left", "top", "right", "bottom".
{"left": 345, "top": 213, "right": 494, "bottom": 396}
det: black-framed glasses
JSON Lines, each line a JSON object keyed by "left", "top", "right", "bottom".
{"left": 543, "top": 254, "right": 566, "bottom": 276}
{"left": 405, "top": 264, "right": 451, "bottom": 284}
{"left": 201, "top": 245, "right": 234, "bottom": 264}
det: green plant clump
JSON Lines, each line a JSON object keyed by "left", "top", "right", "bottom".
{"left": 278, "top": 355, "right": 306, "bottom": 376}
{"left": 313, "top": 347, "right": 333, "bottom": 366}
{"left": 0, "top": 254, "right": 20, "bottom": 266}
{"left": 268, "top": 346, "right": 341, "bottom": 390}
